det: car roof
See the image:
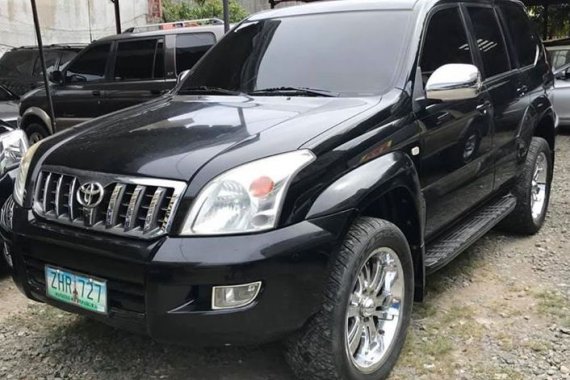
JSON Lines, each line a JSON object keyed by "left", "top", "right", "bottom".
{"left": 249, "top": 0, "right": 525, "bottom": 20}
{"left": 96, "top": 24, "right": 226, "bottom": 43}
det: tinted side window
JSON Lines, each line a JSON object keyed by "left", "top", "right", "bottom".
{"left": 420, "top": 7, "right": 473, "bottom": 84}
{"left": 0, "top": 50, "right": 37, "bottom": 77}
{"left": 500, "top": 4, "right": 539, "bottom": 67}
{"left": 32, "top": 51, "right": 60, "bottom": 76}
{"left": 114, "top": 39, "right": 162, "bottom": 81}
{"left": 66, "top": 43, "right": 111, "bottom": 82}
{"left": 466, "top": 7, "right": 511, "bottom": 78}
{"left": 175, "top": 33, "right": 216, "bottom": 74}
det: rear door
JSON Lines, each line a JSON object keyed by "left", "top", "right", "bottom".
{"left": 99, "top": 37, "right": 169, "bottom": 115}
{"left": 463, "top": 4, "right": 528, "bottom": 190}
{"left": 416, "top": 4, "right": 495, "bottom": 239}
{"left": 52, "top": 42, "right": 112, "bottom": 130}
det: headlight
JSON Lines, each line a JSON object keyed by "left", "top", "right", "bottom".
{"left": 0, "top": 130, "right": 28, "bottom": 176}
{"left": 13, "top": 139, "right": 41, "bottom": 207}
{"left": 181, "top": 150, "right": 315, "bottom": 235}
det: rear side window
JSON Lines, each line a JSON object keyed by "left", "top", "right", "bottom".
{"left": 0, "top": 50, "right": 36, "bottom": 77}
{"left": 66, "top": 43, "right": 111, "bottom": 82}
{"left": 175, "top": 33, "right": 216, "bottom": 74}
{"left": 466, "top": 6, "right": 511, "bottom": 78}
{"left": 113, "top": 38, "right": 164, "bottom": 81}
{"left": 32, "top": 51, "right": 60, "bottom": 76}
{"left": 420, "top": 6, "right": 473, "bottom": 84}
{"left": 499, "top": 5, "right": 539, "bottom": 67}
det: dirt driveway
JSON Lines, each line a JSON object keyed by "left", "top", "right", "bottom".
{"left": 0, "top": 135, "right": 569, "bottom": 380}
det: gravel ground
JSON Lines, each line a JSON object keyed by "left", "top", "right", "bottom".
{"left": 0, "top": 134, "right": 569, "bottom": 379}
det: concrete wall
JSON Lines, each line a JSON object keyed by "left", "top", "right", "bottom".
{"left": 0, "top": 0, "right": 151, "bottom": 56}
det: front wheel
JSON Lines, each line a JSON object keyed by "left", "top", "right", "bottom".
{"left": 286, "top": 218, "right": 414, "bottom": 380}
{"left": 23, "top": 122, "right": 50, "bottom": 144}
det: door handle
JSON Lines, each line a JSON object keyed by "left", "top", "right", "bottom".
{"left": 476, "top": 100, "right": 491, "bottom": 114}
{"left": 92, "top": 90, "right": 102, "bottom": 97}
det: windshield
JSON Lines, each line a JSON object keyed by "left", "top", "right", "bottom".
{"left": 181, "top": 11, "right": 411, "bottom": 97}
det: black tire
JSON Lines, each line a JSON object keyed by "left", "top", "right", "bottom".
{"left": 286, "top": 217, "right": 414, "bottom": 380}
{"left": 500, "top": 137, "right": 553, "bottom": 235}
{"left": 24, "top": 122, "right": 50, "bottom": 144}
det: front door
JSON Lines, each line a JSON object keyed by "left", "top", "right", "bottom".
{"left": 416, "top": 4, "right": 495, "bottom": 239}
{"left": 53, "top": 42, "right": 112, "bottom": 131}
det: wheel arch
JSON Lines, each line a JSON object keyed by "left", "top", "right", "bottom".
{"left": 533, "top": 109, "right": 556, "bottom": 154}
{"left": 306, "top": 151, "right": 427, "bottom": 301}
{"left": 21, "top": 107, "right": 53, "bottom": 134}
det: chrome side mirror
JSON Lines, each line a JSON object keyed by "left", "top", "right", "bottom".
{"left": 425, "top": 64, "right": 482, "bottom": 101}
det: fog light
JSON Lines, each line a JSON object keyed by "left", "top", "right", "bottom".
{"left": 212, "top": 281, "right": 261, "bottom": 310}
{"left": 3, "top": 242, "right": 13, "bottom": 268}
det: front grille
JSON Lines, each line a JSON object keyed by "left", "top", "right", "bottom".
{"left": 32, "top": 167, "right": 186, "bottom": 239}
{"left": 23, "top": 256, "right": 146, "bottom": 315}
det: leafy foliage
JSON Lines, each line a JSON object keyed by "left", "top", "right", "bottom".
{"left": 162, "top": 0, "right": 249, "bottom": 24}
{"left": 528, "top": 5, "right": 570, "bottom": 40}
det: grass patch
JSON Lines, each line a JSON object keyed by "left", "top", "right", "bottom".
{"left": 533, "top": 290, "right": 570, "bottom": 319}
{"left": 523, "top": 339, "right": 550, "bottom": 352}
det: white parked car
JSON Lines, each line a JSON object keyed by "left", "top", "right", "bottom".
{"left": 546, "top": 38, "right": 570, "bottom": 127}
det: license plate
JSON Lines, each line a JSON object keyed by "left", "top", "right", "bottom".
{"left": 45, "top": 266, "right": 108, "bottom": 314}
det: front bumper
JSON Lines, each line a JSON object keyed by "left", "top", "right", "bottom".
{"left": 3, "top": 205, "right": 352, "bottom": 346}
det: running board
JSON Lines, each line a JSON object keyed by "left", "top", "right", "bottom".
{"left": 425, "top": 194, "right": 516, "bottom": 274}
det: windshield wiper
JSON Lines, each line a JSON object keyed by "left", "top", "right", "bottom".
{"left": 179, "top": 86, "right": 253, "bottom": 99}
{"left": 249, "top": 86, "right": 339, "bottom": 97}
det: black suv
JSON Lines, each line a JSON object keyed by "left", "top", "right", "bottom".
{"left": 0, "top": 44, "right": 84, "bottom": 96}
{"left": 18, "top": 24, "right": 225, "bottom": 143}
{"left": 2, "top": 1, "right": 556, "bottom": 379}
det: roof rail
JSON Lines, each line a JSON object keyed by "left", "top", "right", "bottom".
{"left": 15, "top": 43, "right": 86, "bottom": 50}
{"left": 123, "top": 18, "right": 224, "bottom": 33}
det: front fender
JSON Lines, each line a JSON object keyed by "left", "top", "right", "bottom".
{"left": 306, "top": 151, "right": 424, "bottom": 222}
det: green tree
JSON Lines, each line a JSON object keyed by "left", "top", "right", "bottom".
{"left": 162, "top": 0, "right": 248, "bottom": 24}
{"left": 528, "top": 5, "right": 570, "bottom": 40}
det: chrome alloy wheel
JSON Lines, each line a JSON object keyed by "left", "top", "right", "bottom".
{"left": 345, "top": 247, "right": 405, "bottom": 374}
{"left": 531, "top": 152, "right": 548, "bottom": 223}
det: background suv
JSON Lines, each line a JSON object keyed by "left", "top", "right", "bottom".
{"left": 19, "top": 24, "right": 225, "bottom": 143}
{"left": 2, "top": 1, "right": 555, "bottom": 379}
{"left": 0, "top": 44, "right": 84, "bottom": 96}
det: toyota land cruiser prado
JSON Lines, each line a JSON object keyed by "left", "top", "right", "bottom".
{"left": 2, "top": 1, "right": 556, "bottom": 379}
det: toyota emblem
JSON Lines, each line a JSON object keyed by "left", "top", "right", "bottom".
{"left": 76, "top": 182, "right": 105, "bottom": 208}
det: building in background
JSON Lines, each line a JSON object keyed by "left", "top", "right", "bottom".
{"left": 0, "top": 0, "right": 160, "bottom": 56}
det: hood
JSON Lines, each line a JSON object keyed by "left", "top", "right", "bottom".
{"left": 42, "top": 95, "right": 379, "bottom": 181}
